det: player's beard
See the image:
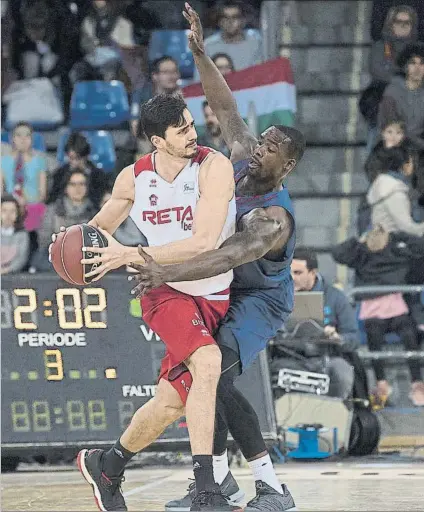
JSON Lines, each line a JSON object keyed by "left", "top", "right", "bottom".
{"left": 166, "top": 140, "right": 197, "bottom": 159}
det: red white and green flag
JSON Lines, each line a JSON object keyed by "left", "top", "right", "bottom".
{"left": 182, "top": 57, "right": 296, "bottom": 135}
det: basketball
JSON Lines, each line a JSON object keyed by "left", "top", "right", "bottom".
{"left": 50, "top": 224, "right": 108, "bottom": 285}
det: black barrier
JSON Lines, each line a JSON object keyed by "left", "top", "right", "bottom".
{"left": 1, "top": 274, "right": 276, "bottom": 454}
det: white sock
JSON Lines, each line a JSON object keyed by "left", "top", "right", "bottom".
{"left": 213, "top": 450, "right": 229, "bottom": 485}
{"left": 248, "top": 454, "right": 282, "bottom": 494}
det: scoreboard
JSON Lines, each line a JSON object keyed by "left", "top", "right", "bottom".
{"left": 1, "top": 274, "right": 277, "bottom": 453}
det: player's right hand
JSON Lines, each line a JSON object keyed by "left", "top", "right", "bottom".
{"left": 183, "top": 2, "right": 205, "bottom": 56}
{"left": 48, "top": 226, "right": 66, "bottom": 262}
{"left": 128, "top": 246, "right": 167, "bottom": 298}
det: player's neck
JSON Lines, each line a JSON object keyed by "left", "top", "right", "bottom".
{"left": 154, "top": 150, "right": 190, "bottom": 183}
{"left": 237, "top": 175, "right": 282, "bottom": 196}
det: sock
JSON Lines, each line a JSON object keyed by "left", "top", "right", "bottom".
{"left": 213, "top": 450, "right": 229, "bottom": 485}
{"left": 102, "top": 439, "right": 136, "bottom": 477}
{"left": 193, "top": 455, "right": 216, "bottom": 493}
{"left": 248, "top": 454, "right": 282, "bottom": 494}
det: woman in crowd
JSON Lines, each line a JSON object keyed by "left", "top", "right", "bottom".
{"left": 1, "top": 194, "right": 30, "bottom": 275}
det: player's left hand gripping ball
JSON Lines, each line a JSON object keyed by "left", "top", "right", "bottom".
{"left": 80, "top": 228, "right": 126, "bottom": 281}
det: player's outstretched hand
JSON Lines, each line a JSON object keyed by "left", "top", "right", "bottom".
{"left": 48, "top": 226, "right": 66, "bottom": 262}
{"left": 183, "top": 2, "right": 204, "bottom": 56}
{"left": 128, "top": 246, "right": 167, "bottom": 298}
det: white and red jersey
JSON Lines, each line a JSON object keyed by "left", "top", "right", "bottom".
{"left": 129, "top": 146, "right": 236, "bottom": 296}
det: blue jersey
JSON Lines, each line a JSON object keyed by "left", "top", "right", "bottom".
{"left": 217, "top": 160, "right": 296, "bottom": 370}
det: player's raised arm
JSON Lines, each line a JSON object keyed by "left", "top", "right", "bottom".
{"left": 129, "top": 208, "right": 293, "bottom": 297}
{"left": 183, "top": 3, "right": 257, "bottom": 157}
{"left": 88, "top": 166, "right": 134, "bottom": 234}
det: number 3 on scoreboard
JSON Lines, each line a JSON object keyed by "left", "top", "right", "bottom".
{"left": 44, "top": 349, "right": 64, "bottom": 381}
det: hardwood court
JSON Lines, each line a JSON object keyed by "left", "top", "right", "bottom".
{"left": 2, "top": 459, "right": 424, "bottom": 511}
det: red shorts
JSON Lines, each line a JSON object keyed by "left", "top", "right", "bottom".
{"left": 141, "top": 284, "right": 229, "bottom": 404}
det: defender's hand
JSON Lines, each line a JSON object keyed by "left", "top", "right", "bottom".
{"left": 183, "top": 2, "right": 205, "bottom": 56}
{"left": 128, "top": 246, "right": 167, "bottom": 298}
{"left": 80, "top": 228, "right": 126, "bottom": 281}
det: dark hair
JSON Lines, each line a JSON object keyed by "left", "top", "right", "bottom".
{"left": 293, "top": 248, "right": 318, "bottom": 270}
{"left": 218, "top": 0, "right": 245, "bottom": 19}
{"left": 366, "top": 144, "right": 411, "bottom": 182}
{"left": 64, "top": 170, "right": 88, "bottom": 187}
{"left": 1, "top": 194, "right": 25, "bottom": 230}
{"left": 150, "top": 55, "right": 179, "bottom": 76}
{"left": 397, "top": 42, "right": 424, "bottom": 69}
{"left": 65, "top": 132, "right": 91, "bottom": 158}
{"left": 13, "top": 122, "right": 33, "bottom": 134}
{"left": 139, "top": 93, "right": 188, "bottom": 140}
{"left": 274, "top": 125, "right": 306, "bottom": 162}
{"left": 211, "top": 52, "right": 235, "bottom": 71}
{"left": 381, "top": 118, "right": 406, "bottom": 132}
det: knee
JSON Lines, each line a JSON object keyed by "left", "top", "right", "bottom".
{"left": 152, "top": 386, "right": 185, "bottom": 422}
{"left": 187, "top": 344, "right": 222, "bottom": 381}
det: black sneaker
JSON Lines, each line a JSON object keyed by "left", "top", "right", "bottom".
{"left": 77, "top": 449, "right": 127, "bottom": 511}
{"left": 190, "top": 486, "right": 239, "bottom": 511}
{"left": 165, "top": 472, "right": 245, "bottom": 511}
{"left": 244, "top": 481, "right": 296, "bottom": 511}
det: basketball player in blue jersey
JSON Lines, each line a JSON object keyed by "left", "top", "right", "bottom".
{"left": 127, "top": 4, "right": 305, "bottom": 510}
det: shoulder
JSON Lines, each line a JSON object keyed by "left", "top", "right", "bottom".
{"left": 369, "top": 174, "right": 406, "bottom": 198}
{"left": 112, "top": 165, "right": 135, "bottom": 199}
{"left": 239, "top": 206, "right": 290, "bottom": 233}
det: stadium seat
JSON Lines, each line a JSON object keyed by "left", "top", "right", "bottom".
{"left": 148, "top": 30, "right": 195, "bottom": 79}
{"left": 57, "top": 130, "right": 116, "bottom": 173}
{"left": 70, "top": 81, "right": 130, "bottom": 130}
{"left": 1, "top": 131, "right": 46, "bottom": 152}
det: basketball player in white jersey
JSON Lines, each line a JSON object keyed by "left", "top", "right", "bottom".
{"left": 73, "top": 93, "right": 237, "bottom": 511}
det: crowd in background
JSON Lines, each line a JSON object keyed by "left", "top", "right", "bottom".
{"left": 1, "top": 0, "right": 424, "bottom": 407}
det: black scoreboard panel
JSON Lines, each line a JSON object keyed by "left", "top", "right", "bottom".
{"left": 1, "top": 274, "right": 276, "bottom": 452}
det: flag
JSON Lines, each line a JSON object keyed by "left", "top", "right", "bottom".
{"left": 182, "top": 57, "right": 296, "bottom": 135}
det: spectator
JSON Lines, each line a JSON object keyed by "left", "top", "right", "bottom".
{"left": 47, "top": 132, "right": 110, "bottom": 209}
{"left": 370, "top": 0, "right": 424, "bottom": 42}
{"left": 197, "top": 101, "right": 230, "bottom": 156}
{"left": 11, "top": 1, "right": 61, "bottom": 83}
{"left": 1, "top": 194, "right": 30, "bottom": 275}
{"left": 131, "top": 56, "right": 181, "bottom": 143}
{"left": 370, "top": 5, "right": 418, "bottom": 83}
{"left": 0, "top": 122, "right": 47, "bottom": 232}
{"left": 33, "top": 170, "right": 97, "bottom": 270}
{"left": 70, "top": 0, "right": 135, "bottom": 84}
{"left": 332, "top": 225, "right": 424, "bottom": 407}
{"left": 286, "top": 248, "right": 359, "bottom": 399}
{"left": 203, "top": 0, "right": 263, "bottom": 71}
{"left": 378, "top": 43, "right": 424, "bottom": 150}
{"left": 211, "top": 52, "right": 235, "bottom": 75}
{"left": 367, "top": 145, "right": 424, "bottom": 235}
{"left": 99, "top": 190, "right": 146, "bottom": 247}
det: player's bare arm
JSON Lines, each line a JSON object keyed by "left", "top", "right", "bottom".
{"left": 81, "top": 152, "right": 235, "bottom": 280}
{"left": 88, "top": 166, "right": 134, "bottom": 234}
{"left": 129, "top": 207, "right": 293, "bottom": 297}
{"left": 183, "top": 2, "right": 257, "bottom": 160}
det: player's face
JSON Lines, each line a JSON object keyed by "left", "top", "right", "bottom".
{"left": 291, "top": 259, "right": 317, "bottom": 292}
{"left": 13, "top": 126, "right": 32, "bottom": 153}
{"left": 163, "top": 109, "right": 198, "bottom": 159}
{"left": 382, "top": 123, "right": 404, "bottom": 148}
{"left": 248, "top": 127, "right": 295, "bottom": 181}
{"left": 1, "top": 201, "right": 18, "bottom": 228}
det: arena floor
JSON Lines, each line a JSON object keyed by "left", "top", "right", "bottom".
{"left": 2, "top": 459, "right": 424, "bottom": 511}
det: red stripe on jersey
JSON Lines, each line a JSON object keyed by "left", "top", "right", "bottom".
{"left": 134, "top": 153, "right": 154, "bottom": 177}
{"left": 192, "top": 146, "right": 214, "bottom": 165}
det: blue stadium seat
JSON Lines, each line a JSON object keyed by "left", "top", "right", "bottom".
{"left": 57, "top": 130, "right": 116, "bottom": 173}
{"left": 148, "top": 30, "right": 195, "bottom": 79}
{"left": 1, "top": 131, "right": 46, "bottom": 152}
{"left": 70, "top": 81, "right": 130, "bottom": 130}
